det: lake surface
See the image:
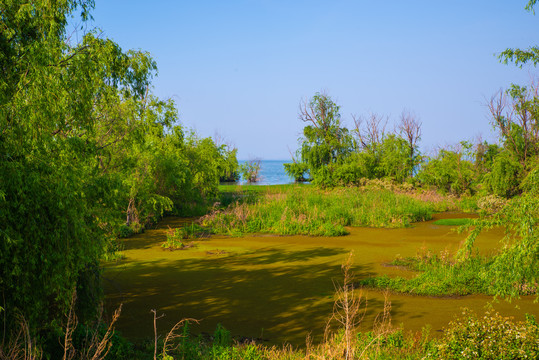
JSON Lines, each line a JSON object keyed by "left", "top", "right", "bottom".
{"left": 237, "top": 160, "right": 294, "bottom": 185}
{"left": 103, "top": 213, "right": 538, "bottom": 346}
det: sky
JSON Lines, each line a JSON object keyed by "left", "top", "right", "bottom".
{"left": 86, "top": 0, "right": 539, "bottom": 160}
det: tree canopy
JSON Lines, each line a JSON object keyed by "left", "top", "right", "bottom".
{"left": 0, "top": 0, "right": 238, "bottom": 346}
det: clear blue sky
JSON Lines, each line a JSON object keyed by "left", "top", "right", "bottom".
{"left": 87, "top": 0, "right": 538, "bottom": 160}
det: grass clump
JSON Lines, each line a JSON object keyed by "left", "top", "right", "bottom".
{"left": 432, "top": 218, "right": 474, "bottom": 226}
{"left": 203, "top": 185, "right": 442, "bottom": 237}
{"left": 360, "top": 254, "right": 490, "bottom": 296}
{"left": 161, "top": 223, "right": 209, "bottom": 250}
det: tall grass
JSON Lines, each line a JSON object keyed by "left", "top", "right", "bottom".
{"left": 360, "top": 191, "right": 539, "bottom": 298}
{"left": 203, "top": 185, "right": 445, "bottom": 236}
{"left": 360, "top": 254, "right": 491, "bottom": 296}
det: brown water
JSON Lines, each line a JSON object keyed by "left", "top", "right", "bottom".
{"left": 103, "top": 213, "right": 538, "bottom": 345}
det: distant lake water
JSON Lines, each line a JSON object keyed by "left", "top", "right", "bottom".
{"left": 237, "top": 159, "right": 294, "bottom": 185}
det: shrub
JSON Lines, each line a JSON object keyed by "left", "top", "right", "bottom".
{"left": 432, "top": 309, "right": 539, "bottom": 359}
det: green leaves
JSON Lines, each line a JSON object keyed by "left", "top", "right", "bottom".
{"left": 1, "top": 0, "right": 235, "bottom": 341}
{"left": 498, "top": 2, "right": 539, "bottom": 66}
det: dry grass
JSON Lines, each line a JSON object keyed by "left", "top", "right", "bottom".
{"left": 305, "top": 252, "right": 396, "bottom": 360}
{"left": 66, "top": 300, "right": 123, "bottom": 360}
{"left": 151, "top": 309, "right": 200, "bottom": 360}
{"left": 0, "top": 315, "right": 42, "bottom": 360}
{"left": 1, "top": 290, "right": 122, "bottom": 360}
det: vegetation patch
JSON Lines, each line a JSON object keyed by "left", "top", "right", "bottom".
{"left": 203, "top": 184, "right": 445, "bottom": 236}
{"left": 433, "top": 309, "right": 539, "bottom": 359}
{"left": 432, "top": 218, "right": 474, "bottom": 226}
{"left": 161, "top": 223, "right": 209, "bottom": 250}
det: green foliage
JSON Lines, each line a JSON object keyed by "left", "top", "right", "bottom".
{"left": 161, "top": 223, "right": 209, "bottom": 250}
{"left": 8, "top": 305, "right": 539, "bottom": 360}
{"left": 213, "top": 323, "right": 232, "bottom": 347}
{"left": 482, "top": 151, "right": 523, "bottom": 198}
{"left": 0, "top": 0, "right": 130, "bottom": 334}
{"left": 289, "top": 92, "right": 354, "bottom": 185}
{"left": 301, "top": 93, "right": 353, "bottom": 167}
{"left": 460, "top": 191, "right": 539, "bottom": 298}
{"left": 289, "top": 94, "right": 422, "bottom": 188}
{"left": 377, "top": 134, "right": 414, "bottom": 183}
{"left": 162, "top": 227, "right": 186, "bottom": 250}
{"left": 432, "top": 309, "right": 539, "bottom": 359}
{"left": 202, "top": 185, "right": 439, "bottom": 236}
{"left": 474, "top": 141, "right": 501, "bottom": 178}
{"left": 363, "top": 189, "right": 539, "bottom": 298}
{"left": 283, "top": 161, "right": 310, "bottom": 182}
{"left": 309, "top": 134, "right": 415, "bottom": 187}
{"left": 0, "top": 0, "right": 237, "bottom": 345}
{"left": 239, "top": 159, "right": 261, "bottom": 183}
{"left": 432, "top": 218, "right": 474, "bottom": 226}
{"left": 360, "top": 252, "right": 489, "bottom": 296}
{"left": 498, "top": 1, "right": 539, "bottom": 66}
{"left": 521, "top": 167, "right": 539, "bottom": 194}
{"left": 217, "top": 146, "right": 240, "bottom": 182}
{"left": 417, "top": 143, "right": 475, "bottom": 195}
{"left": 491, "top": 84, "right": 539, "bottom": 167}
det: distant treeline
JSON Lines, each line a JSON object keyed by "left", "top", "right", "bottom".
{"left": 285, "top": 88, "right": 539, "bottom": 198}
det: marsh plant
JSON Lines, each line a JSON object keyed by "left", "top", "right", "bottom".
{"left": 202, "top": 185, "right": 446, "bottom": 237}
{"left": 162, "top": 227, "right": 186, "bottom": 250}
{"left": 161, "top": 223, "right": 209, "bottom": 250}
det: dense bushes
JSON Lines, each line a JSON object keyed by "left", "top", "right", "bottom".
{"left": 433, "top": 309, "right": 539, "bottom": 359}
{"left": 0, "top": 0, "right": 238, "bottom": 344}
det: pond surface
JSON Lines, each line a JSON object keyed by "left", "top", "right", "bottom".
{"left": 103, "top": 213, "right": 538, "bottom": 345}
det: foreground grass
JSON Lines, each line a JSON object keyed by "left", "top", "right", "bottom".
{"left": 204, "top": 184, "right": 452, "bottom": 236}
{"left": 5, "top": 307, "right": 538, "bottom": 360}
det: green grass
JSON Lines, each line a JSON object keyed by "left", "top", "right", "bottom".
{"left": 432, "top": 218, "right": 474, "bottom": 226}
{"left": 205, "top": 185, "right": 446, "bottom": 236}
{"left": 359, "top": 256, "right": 490, "bottom": 296}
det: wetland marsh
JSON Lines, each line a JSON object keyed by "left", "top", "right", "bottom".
{"left": 104, "top": 212, "right": 539, "bottom": 346}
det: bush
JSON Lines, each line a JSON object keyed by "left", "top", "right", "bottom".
{"left": 432, "top": 309, "right": 539, "bottom": 359}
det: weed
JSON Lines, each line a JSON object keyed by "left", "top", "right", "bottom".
{"left": 162, "top": 223, "right": 209, "bottom": 250}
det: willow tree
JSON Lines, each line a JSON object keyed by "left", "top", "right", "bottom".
{"left": 0, "top": 0, "right": 159, "bottom": 337}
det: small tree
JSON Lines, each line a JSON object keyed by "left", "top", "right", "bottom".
{"left": 488, "top": 85, "right": 539, "bottom": 168}
{"left": 239, "top": 159, "right": 261, "bottom": 183}
{"left": 398, "top": 110, "right": 422, "bottom": 178}
{"left": 289, "top": 92, "right": 353, "bottom": 185}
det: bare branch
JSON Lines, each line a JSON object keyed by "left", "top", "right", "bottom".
{"left": 352, "top": 113, "right": 388, "bottom": 151}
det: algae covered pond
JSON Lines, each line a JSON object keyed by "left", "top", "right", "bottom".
{"left": 103, "top": 213, "right": 539, "bottom": 345}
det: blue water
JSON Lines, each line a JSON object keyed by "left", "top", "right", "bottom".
{"left": 237, "top": 160, "right": 294, "bottom": 185}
